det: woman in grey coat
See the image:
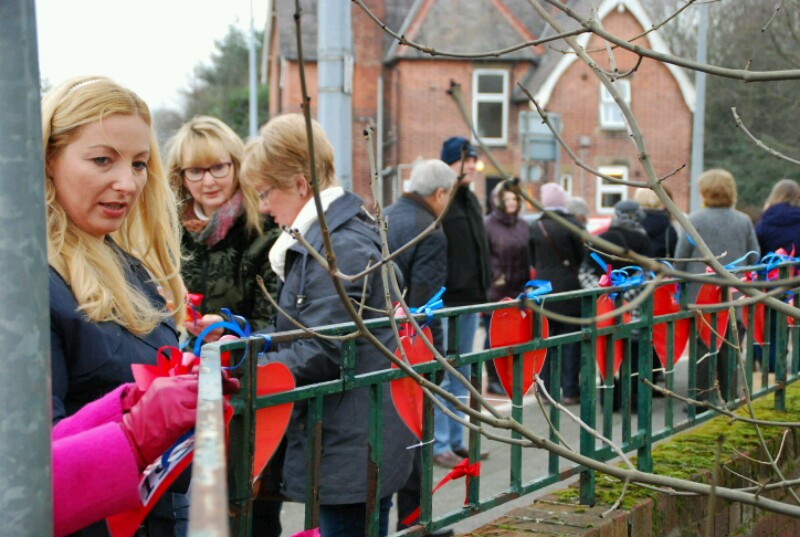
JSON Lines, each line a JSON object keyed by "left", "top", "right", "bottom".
{"left": 242, "top": 114, "right": 413, "bottom": 537}
{"left": 675, "top": 169, "right": 760, "bottom": 402}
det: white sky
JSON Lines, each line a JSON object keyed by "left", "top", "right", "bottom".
{"left": 36, "top": 0, "right": 270, "bottom": 111}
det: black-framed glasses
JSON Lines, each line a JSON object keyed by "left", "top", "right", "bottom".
{"left": 181, "top": 162, "right": 232, "bottom": 182}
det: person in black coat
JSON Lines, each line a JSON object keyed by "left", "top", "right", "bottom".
{"left": 588, "top": 200, "right": 654, "bottom": 411}
{"left": 634, "top": 188, "right": 678, "bottom": 258}
{"left": 43, "top": 76, "right": 188, "bottom": 536}
{"left": 243, "top": 114, "right": 413, "bottom": 537}
{"left": 384, "top": 158, "right": 456, "bottom": 533}
{"left": 529, "top": 183, "right": 586, "bottom": 404}
{"left": 434, "top": 137, "right": 492, "bottom": 468}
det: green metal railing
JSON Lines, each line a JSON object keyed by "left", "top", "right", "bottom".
{"left": 189, "top": 263, "right": 800, "bottom": 536}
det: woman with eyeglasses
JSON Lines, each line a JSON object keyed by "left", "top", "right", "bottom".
{"left": 166, "top": 116, "right": 279, "bottom": 334}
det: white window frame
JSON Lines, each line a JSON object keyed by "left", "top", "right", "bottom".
{"left": 599, "top": 80, "right": 631, "bottom": 130}
{"left": 472, "top": 69, "right": 508, "bottom": 145}
{"left": 559, "top": 174, "right": 573, "bottom": 195}
{"left": 596, "top": 166, "right": 628, "bottom": 214}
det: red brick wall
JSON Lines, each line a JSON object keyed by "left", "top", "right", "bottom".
{"left": 545, "top": 7, "right": 692, "bottom": 215}
{"left": 386, "top": 59, "right": 532, "bottom": 206}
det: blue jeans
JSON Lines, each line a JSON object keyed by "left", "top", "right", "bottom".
{"left": 433, "top": 312, "right": 478, "bottom": 456}
{"left": 318, "top": 496, "right": 392, "bottom": 537}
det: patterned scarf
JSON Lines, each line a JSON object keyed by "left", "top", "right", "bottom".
{"left": 183, "top": 189, "right": 244, "bottom": 247}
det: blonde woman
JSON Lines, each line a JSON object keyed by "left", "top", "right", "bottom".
{"left": 242, "top": 113, "right": 413, "bottom": 537}
{"left": 675, "top": 169, "right": 759, "bottom": 401}
{"left": 166, "top": 116, "right": 278, "bottom": 332}
{"left": 44, "top": 76, "right": 187, "bottom": 535}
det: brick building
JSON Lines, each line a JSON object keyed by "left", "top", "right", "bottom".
{"left": 267, "top": 0, "right": 694, "bottom": 214}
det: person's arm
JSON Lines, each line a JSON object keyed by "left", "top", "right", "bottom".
{"left": 407, "top": 230, "right": 448, "bottom": 353}
{"left": 265, "top": 229, "right": 384, "bottom": 385}
{"left": 673, "top": 228, "right": 694, "bottom": 272}
{"left": 52, "top": 384, "right": 128, "bottom": 441}
{"left": 53, "top": 423, "right": 140, "bottom": 537}
{"left": 248, "top": 225, "right": 281, "bottom": 330}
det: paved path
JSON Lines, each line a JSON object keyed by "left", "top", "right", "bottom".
{"left": 277, "top": 327, "right": 695, "bottom": 535}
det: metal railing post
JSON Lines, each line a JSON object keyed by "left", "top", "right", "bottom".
{"left": 0, "top": 2, "right": 52, "bottom": 535}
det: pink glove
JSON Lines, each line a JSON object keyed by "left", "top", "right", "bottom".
{"left": 120, "top": 375, "right": 199, "bottom": 470}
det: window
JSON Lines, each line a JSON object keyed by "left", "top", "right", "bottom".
{"left": 596, "top": 166, "right": 628, "bottom": 214}
{"left": 472, "top": 69, "right": 508, "bottom": 145}
{"left": 599, "top": 80, "right": 631, "bottom": 130}
{"left": 559, "top": 174, "right": 573, "bottom": 195}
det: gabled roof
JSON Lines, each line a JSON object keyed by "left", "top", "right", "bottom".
{"left": 276, "top": 0, "right": 318, "bottom": 61}
{"left": 525, "top": 0, "right": 695, "bottom": 111}
{"left": 274, "top": 1, "right": 562, "bottom": 67}
{"left": 384, "top": 0, "right": 548, "bottom": 63}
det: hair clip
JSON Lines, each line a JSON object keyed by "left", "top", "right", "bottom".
{"left": 66, "top": 79, "right": 104, "bottom": 95}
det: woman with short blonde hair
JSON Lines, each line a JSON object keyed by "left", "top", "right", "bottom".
{"left": 698, "top": 168, "right": 737, "bottom": 208}
{"left": 242, "top": 113, "right": 413, "bottom": 537}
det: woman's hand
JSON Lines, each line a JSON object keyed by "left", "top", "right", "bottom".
{"left": 184, "top": 313, "right": 225, "bottom": 341}
{"left": 120, "top": 375, "right": 199, "bottom": 469}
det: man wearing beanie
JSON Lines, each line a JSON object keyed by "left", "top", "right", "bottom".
{"left": 433, "top": 136, "right": 491, "bottom": 468}
{"left": 529, "top": 182, "right": 585, "bottom": 404}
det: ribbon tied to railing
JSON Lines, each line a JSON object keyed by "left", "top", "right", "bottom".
{"left": 517, "top": 279, "right": 552, "bottom": 306}
{"left": 407, "top": 286, "right": 446, "bottom": 328}
{"left": 189, "top": 308, "right": 252, "bottom": 367}
{"left": 755, "top": 248, "right": 797, "bottom": 282}
{"left": 401, "top": 458, "right": 481, "bottom": 526}
{"left": 590, "top": 253, "right": 648, "bottom": 299}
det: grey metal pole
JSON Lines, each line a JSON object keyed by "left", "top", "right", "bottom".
{"left": 249, "top": 0, "right": 259, "bottom": 139}
{"left": 0, "top": 2, "right": 53, "bottom": 536}
{"left": 318, "top": 0, "right": 353, "bottom": 190}
{"left": 689, "top": 2, "right": 708, "bottom": 212}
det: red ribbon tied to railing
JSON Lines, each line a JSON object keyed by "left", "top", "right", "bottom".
{"left": 401, "top": 459, "right": 481, "bottom": 526}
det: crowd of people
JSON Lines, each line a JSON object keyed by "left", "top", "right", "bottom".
{"left": 42, "top": 75, "right": 799, "bottom": 537}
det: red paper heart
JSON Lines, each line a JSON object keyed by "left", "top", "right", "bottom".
{"left": 652, "top": 284, "right": 690, "bottom": 367}
{"left": 489, "top": 299, "right": 549, "bottom": 397}
{"left": 696, "top": 284, "right": 729, "bottom": 350}
{"left": 595, "top": 295, "right": 630, "bottom": 381}
{"left": 253, "top": 362, "right": 295, "bottom": 483}
{"left": 390, "top": 326, "right": 435, "bottom": 439}
{"left": 741, "top": 301, "right": 765, "bottom": 346}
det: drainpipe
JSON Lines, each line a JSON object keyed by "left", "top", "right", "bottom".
{"left": 318, "top": 0, "right": 353, "bottom": 190}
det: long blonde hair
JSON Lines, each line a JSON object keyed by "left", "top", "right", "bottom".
{"left": 166, "top": 115, "right": 262, "bottom": 234}
{"left": 43, "top": 76, "right": 185, "bottom": 334}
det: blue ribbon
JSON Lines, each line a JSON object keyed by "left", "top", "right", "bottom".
{"left": 409, "top": 286, "right": 446, "bottom": 327}
{"left": 759, "top": 250, "right": 796, "bottom": 276}
{"left": 518, "top": 279, "right": 552, "bottom": 305}
{"left": 191, "top": 309, "right": 252, "bottom": 357}
{"left": 590, "top": 252, "right": 609, "bottom": 273}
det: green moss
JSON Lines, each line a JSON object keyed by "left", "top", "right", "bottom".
{"left": 582, "top": 384, "right": 800, "bottom": 514}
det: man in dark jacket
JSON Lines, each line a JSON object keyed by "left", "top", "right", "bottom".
{"left": 434, "top": 136, "right": 491, "bottom": 468}
{"left": 385, "top": 159, "right": 455, "bottom": 351}
{"left": 384, "top": 158, "right": 456, "bottom": 533}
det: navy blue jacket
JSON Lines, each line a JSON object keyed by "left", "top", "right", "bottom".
{"left": 263, "top": 191, "right": 414, "bottom": 505}
{"left": 50, "top": 247, "right": 179, "bottom": 422}
{"left": 384, "top": 194, "right": 447, "bottom": 350}
{"left": 756, "top": 202, "right": 800, "bottom": 254}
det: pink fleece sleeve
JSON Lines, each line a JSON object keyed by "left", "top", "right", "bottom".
{"left": 52, "top": 384, "right": 129, "bottom": 441}
{"left": 53, "top": 422, "right": 140, "bottom": 537}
